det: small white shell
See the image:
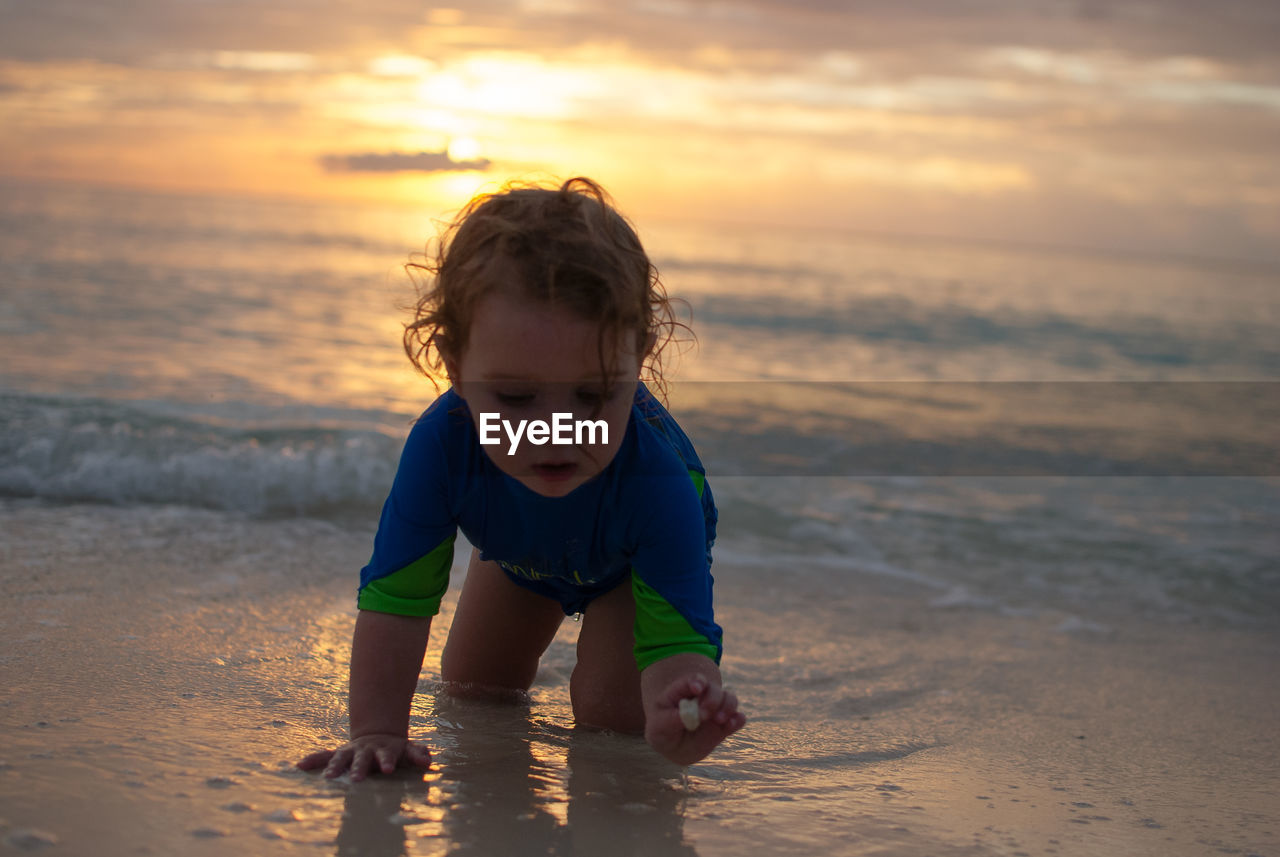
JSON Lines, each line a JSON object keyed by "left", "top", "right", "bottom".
{"left": 678, "top": 698, "right": 701, "bottom": 732}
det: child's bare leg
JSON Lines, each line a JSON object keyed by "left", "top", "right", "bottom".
{"left": 441, "top": 548, "right": 564, "bottom": 696}
{"left": 571, "top": 578, "right": 646, "bottom": 734}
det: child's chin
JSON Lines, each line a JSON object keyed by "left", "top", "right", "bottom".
{"left": 518, "top": 464, "right": 593, "bottom": 497}
{"left": 521, "top": 475, "right": 583, "bottom": 498}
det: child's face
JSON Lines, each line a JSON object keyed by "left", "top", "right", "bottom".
{"left": 447, "top": 289, "right": 642, "bottom": 498}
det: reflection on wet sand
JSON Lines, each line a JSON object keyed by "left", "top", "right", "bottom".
{"left": 333, "top": 773, "right": 424, "bottom": 857}
{"left": 329, "top": 692, "right": 699, "bottom": 856}
{"left": 563, "top": 737, "right": 698, "bottom": 857}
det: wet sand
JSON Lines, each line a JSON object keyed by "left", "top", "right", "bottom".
{"left": 1, "top": 497, "right": 1277, "bottom": 856}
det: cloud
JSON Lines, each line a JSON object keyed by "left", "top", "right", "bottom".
{"left": 5, "top": 0, "right": 1279, "bottom": 99}
{"left": 3, "top": 0, "right": 1277, "bottom": 262}
{"left": 320, "top": 150, "right": 491, "bottom": 173}
{"left": 6, "top": 0, "right": 1278, "bottom": 71}
{"left": 712, "top": 0, "right": 1280, "bottom": 68}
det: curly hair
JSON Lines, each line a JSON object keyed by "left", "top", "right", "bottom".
{"left": 403, "top": 177, "right": 689, "bottom": 401}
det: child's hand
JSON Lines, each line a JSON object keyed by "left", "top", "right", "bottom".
{"left": 645, "top": 673, "right": 745, "bottom": 766}
{"left": 297, "top": 734, "right": 432, "bottom": 781}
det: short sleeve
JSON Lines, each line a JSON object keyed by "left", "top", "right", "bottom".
{"left": 628, "top": 470, "right": 722, "bottom": 670}
{"left": 358, "top": 401, "right": 460, "bottom": 617}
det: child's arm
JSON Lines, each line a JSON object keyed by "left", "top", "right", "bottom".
{"left": 297, "top": 610, "right": 434, "bottom": 780}
{"left": 640, "top": 652, "right": 745, "bottom": 766}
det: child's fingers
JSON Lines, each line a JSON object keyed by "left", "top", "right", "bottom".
{"left": 376, "top": 746, "right": 398, "bottom": 774}
{"left": 688, "top": 680, "right": 733, "bottom": 723}
{"left": 302, "top": 739, "right": 429, "bottom": 780}
{"left": 324, "top": 746, "right": 355, "bottom": 779}
{"left": 709, "top": 688, "right": 739, "bottom": 727}
{"left": 713, "top": 710, "right": 746, "bottom": 738}
{"left": 406, "top": 742, "right": 433, "bottom": 768}
{"left": 661, "top": 673, "right": 710, "bottom": 707}
{"left": 296, "top": 749, "right": 334, "bottom": 771}
{"left": 350, "top": 747, "right": 377, "bottom": 782}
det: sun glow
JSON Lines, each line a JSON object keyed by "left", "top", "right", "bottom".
{"left": 3, "top": 1, "right": 1277, "bottom": 263}
{"left": 415, "top": 53, "right": 607, "bottom": 120}
{"left": 447, "top": 137, "right": 482, "bottom": 162}
{"left": 368, "top": 54, "right": 437, "bottom": 78}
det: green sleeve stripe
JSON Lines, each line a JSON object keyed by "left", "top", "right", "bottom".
{"left": 688, "top": 469, "right": 705, "bottom": 498}
{"left": 357, "top": 535, "right": 455, "bottom": 617}
{"left": 631, "top": 572, "right": 720, "bottom": 671}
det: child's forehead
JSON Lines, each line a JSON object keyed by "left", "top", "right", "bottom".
{"left": 468, "top": 288, "right": 619, "bottom": 338}
{"left": 478, "top": 370, "right": 633, "bottom": 383}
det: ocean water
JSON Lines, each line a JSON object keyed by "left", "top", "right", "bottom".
{"left": 2, "top": 179, "right": 1275, "bottom": 625}
{"left": 1, "top": 179, "right": 1278, "bottom": 856}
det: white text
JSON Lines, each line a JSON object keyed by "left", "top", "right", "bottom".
{"left": 478, "top": 412, "right": 608, "bottom": 455}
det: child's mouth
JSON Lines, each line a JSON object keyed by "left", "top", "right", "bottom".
{"left": 532, "top": 462, "right": 578, "bottom": 482}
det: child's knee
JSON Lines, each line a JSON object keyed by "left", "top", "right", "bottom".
{"left": 441, "top": 640, "right": 539, "bottom": 691}
{"left": 569, "top": 667, "right": 645, "bottom": 734}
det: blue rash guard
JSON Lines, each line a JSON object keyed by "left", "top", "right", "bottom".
{"left": 358, "top": 383, "right": 721, "bottom": 670}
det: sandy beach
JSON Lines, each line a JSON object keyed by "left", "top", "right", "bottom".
{"left": 2, "top": 497, "right": 1275, "bottom": 857}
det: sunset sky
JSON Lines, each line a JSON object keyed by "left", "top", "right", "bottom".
{"left": 2, "top": 0, "right": 1278, "bottom": 262}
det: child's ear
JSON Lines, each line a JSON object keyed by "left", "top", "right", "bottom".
{"left": 438, "top": 339, "right": 465, "bottom": 396}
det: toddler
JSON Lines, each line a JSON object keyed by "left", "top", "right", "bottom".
{"left": 298, "top": 177, "right": 744, "bottom": 780}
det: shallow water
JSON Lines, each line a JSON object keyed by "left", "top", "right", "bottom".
{"left": 2, "top": 500, "right": 1277, "bottom": 856}
{"left": 2, "top": 181, "right": 1278, "bottom": 855}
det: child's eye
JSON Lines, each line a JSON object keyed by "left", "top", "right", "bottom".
{"left": 494, "top": 392, "right": 535, "bottom": 407}
{"left": 575, "top": 388, "right": 615, "bottom": 406}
